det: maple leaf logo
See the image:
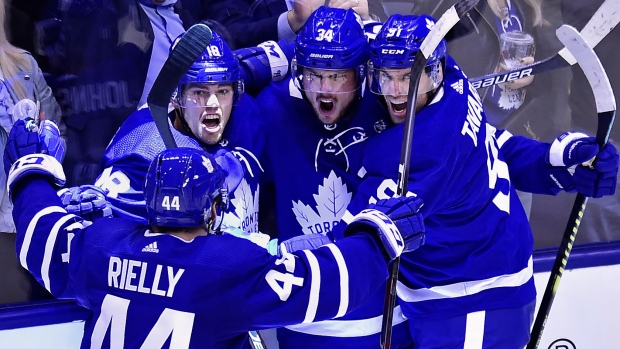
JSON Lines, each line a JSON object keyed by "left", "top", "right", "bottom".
{"left": 292, "top": 171, "right": 352, "bottom": 235}
{"left": 223, "top": 179, "right": 259, "bottom": 234}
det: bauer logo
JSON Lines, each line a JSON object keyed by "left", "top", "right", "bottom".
{"left": 471, "top": 68, "right": 533, "bottom": 89}
{"left": 309, "top": 53, "right": 333, "bottom": 59}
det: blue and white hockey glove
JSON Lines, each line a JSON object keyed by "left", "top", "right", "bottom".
{"left": 4, "top": 119, "right": 46, "bottom": 177}
{"left": 58, "top": 185, "right": 113, "bottom": 221}
{"left": 38, "top": 119, "right": 66, "bottom": 163}
{"left": 345, "top": 197, "right": 425, "bottom": 261}
{"left": 7, "top": 153, "right": 66, "bottom": 199}
{"left": 546, "top": 132, "right": 619, "bottom": 197}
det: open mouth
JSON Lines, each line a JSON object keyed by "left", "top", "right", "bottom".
{"left": 202, "top": 113, "right": 221, "bottom": 132}
{"left": 389, "top": 100, "right": 407, "bottom": 114}
{"left": 319, "top": 98, "right": 335, "bottom": 114}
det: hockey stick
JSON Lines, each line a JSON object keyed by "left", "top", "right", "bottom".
{"left": 379, "top": 2, "right": 480, "bottom": 349}
{"left": 470, "top": 0, "right": 620, "bottom": 89}
{"left": 147, "top": 23, "right": 268, "bottom": 349}
{"left": 526, "top": 25, "right": 616, "bottom": 349}
{"left": 148, "top": 23, "right": 213, "bottom": 148}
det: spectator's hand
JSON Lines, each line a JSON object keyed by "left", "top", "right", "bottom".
{"left": 329, "top": 0, "right": 370, "bottom": 20}
{"left": 288, "top": 0, "right": 326, "bottom": 33}
{"left": 501, "top": 56, "right": 535, "bottom": 89}
{"left": 58, "top": 185, "right": 113, "bottom": 221}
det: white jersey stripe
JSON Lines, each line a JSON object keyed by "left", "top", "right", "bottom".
{"left": 286, "top": 305, "right": 406, "bottom": 337}
{"left": 20, "top": 206, "right": 66, "bottom": 269}
{"left": 301, "top": 249, "right": 321, "bottom": 323}
{"left": 397, "top": 257, "right": 533, "bottom": 302}
{"left": 42, "top": 214, "right": 78, "bottom": 291}
{"left": 325, "top": 244, "right": 349, "bottom": 318}
{"left": 464, "top": 311, "right": 485, "bottom": 349}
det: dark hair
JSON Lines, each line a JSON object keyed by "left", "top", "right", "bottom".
{"left": 199, "top": 19, "right": 236, "bottom": 50}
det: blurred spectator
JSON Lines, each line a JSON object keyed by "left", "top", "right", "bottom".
{"left": 0, "top": 0, "right": 60, "bottom": 304}
{"left": 409, "top": 0, "right": 571, "bottom": 217}
{"left": 40, "top": 0, "right": 149, "bottom": 186}
{"left": 530, "top": 0, "right": 620, "bottom": 247}
{"left": 411, "top": 0, "right": 570, "bottom": 141}
{"left": 205, "top": 0, "right": 387, "bottom": 49}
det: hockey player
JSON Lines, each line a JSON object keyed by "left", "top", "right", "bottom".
{"left": 5, "top": 120, "right": 425, "bottom": 348}
{"left": 255, "top": 6, "right": 413, "bottom": 349}
{"left": 93, "top": 30, "right": 264, "bottom": 236}
{"left": 339, "top": 14, "right": 619, "bottom": 348}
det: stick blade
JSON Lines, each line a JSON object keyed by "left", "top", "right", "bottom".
{"left": 148, "top": 23, "right": 213, "bottom": 148}
{"left": 556, "top": 24, "right": 616, "bottom": 113}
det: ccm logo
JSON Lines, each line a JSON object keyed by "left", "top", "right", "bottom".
{"left": 381, "top": 49, "right": 405, "bottom": 54}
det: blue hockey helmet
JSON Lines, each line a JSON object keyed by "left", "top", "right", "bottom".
{"left": 175, "top": 30, "right": 244, "bottom": 107}
{"left": 293, "top": 6, "right": 369, "bottom": 93}
{"left": 144, "top": 148, "right": 229, "bottom": 231}
{"left": 369, "top": 14, "right": 446, "bottom": 95}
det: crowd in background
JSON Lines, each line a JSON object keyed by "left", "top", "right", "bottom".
{"left": 0, "top": 0, "right": 617, "bottom": 308}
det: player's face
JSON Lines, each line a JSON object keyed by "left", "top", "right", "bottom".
{"left": 180, "top": 83, "right": 234, "bottom": 145}
{"left": 302, "top": 68, "right": 358, "bottom": 125}
{"left": 379, "top": 68, "right": 436, "bottom": 124}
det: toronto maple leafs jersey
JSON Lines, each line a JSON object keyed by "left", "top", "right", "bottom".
{"left": 336, "top": 56, "right": 537, "bottom": 320}
{"left": 13, "top": 177, "right": 390, "bottom": 349}
{"left": 255, "top": 78, "right": 413, "bottom": 348}
{"left": 95, "top": 96, "right": 264, "bottom": 234}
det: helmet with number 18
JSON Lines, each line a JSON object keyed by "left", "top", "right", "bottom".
{"left": 173, "top": 30, "right": 244, "bottom": 145}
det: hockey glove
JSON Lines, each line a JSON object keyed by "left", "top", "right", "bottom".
{"left": 345, "top": 197, "right": 425, "bottom": 261}
{"left": 546, "top": 132, "right": 619, "bottom": 197}
{"left": 4, "top": 119, "right": 46, "bottom": 177}
{"left": 38, "top": 120, "right": 66, "bottom": 163}
{"left": 58, "top": 185, "right": 113, "bottom": 221}
{"left": 213, "top": 148, "right": 244, "bottom": 193}
{"left": 573, "top": 142, "right": 619, "bottom": 197}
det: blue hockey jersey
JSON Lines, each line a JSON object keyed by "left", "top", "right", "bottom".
{"left": 95, "top": 95, "right": 264, "bottom": 235}
{"left": 336, "top": 56, "right": 537, "bottom": 320}
{"left": 256, "top": 78, "right": 412, "bottom": 347}
{"left": 13, "top": 178, "right": 389, "bottom": 349}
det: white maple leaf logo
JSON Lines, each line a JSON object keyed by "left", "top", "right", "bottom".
{"left": 292, "top": 171, "right": 352, "bottom": 235}
{"left": 223, "top": 179, "right": 259, "bottom": 234}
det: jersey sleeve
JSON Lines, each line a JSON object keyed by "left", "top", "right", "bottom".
{"left": 493, "top": 128, "right": 560, "bottom": 195}
{"left": 235, "top": 39, "right": 295, "bottom": 94}
{"left": 12, "top": 178, "right": 89, "bottom": 300}
{"left": 94, "top": 158, "right": 150, "bottom": 223}
{"left": 210, "top": 233, "right": 389, "bottom": 333}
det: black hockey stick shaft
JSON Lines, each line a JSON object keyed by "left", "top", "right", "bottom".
{"left": 527, "top": 25, "right": 616, "bottom": 349}
{"left": 148, "top": 23, "right": 213, "bottom": 149}
{"left": 470, "top": 0, "right": 620, "bottom": 89}
{"left": 380, "top": 2, "right": 480, "bottom": 348}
